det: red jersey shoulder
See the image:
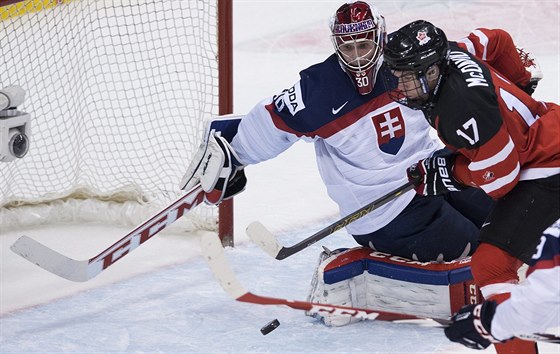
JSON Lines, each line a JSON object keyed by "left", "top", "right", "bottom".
{"left": 453, "top": 28, "right": 530, "bottom": 87}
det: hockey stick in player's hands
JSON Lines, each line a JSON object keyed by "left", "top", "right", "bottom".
{"left": 247, "top": 179, "right": 418, "bottom": 260}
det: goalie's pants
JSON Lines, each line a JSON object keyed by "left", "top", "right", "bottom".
{"left": 352, "top": 187, "right": 494, "bottom": 262}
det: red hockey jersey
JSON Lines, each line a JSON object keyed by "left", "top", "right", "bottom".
{"left": 428, "top": 45, "right": 559, "bottom": 199}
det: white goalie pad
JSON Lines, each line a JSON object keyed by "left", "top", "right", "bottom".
{"left": 307, "top": 247, "right": 481, "bottom": 327}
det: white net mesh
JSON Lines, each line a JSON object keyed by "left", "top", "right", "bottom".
{"left": 1, "top": 0, "right": 220, "bottom": 231}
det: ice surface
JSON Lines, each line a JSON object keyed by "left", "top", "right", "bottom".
{"left": 1, "top": 0, "right": 558, "bottom": 353}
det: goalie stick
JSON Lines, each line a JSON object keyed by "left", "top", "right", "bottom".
{"left": 200, "top": 232, "right": 560, "bottom": 344}
{"left": 247, "top": 179, "right": 417, "bottom": 260}
{"left": 10, "top": 184, "right": 206, "bottom": 282}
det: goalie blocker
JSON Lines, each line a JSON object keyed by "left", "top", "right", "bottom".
{"left": 307, "top": 247, "right": 482, "bottom": 326}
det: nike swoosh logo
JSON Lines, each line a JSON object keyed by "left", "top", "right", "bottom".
{"left": 331, "top": 101, "right": 348, "bottom": 115}
{"left": 482, "top": 222, "right": 491, "bottom": 228}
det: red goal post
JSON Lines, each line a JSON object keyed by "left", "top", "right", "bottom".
{"left": 0, "top": 0, "right": 234, "bottom": 246}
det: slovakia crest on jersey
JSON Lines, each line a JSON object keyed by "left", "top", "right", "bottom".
{"left": 371, "top": 107, "right": 405, "bottom": 155}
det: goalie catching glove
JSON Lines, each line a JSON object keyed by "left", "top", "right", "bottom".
{"left": 180, "top": 132, "right": 246, "bottom": 205}
{"left": 407, "top": 153, "right": 465, "bottom": 196}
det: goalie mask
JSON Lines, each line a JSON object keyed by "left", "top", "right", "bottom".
{"left": 383, "top": 20, "right": 450, "bottom": 110}
{"left": 330, "top": 1, "right": 386, "bottom": 95}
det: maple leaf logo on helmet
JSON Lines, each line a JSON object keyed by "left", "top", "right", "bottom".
{"left": 416, "top": 30, "right": 431, "bottom": 45}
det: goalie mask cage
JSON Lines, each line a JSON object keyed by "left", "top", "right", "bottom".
{"left": 0, "top": 0, "right": 234, "bottom": 245}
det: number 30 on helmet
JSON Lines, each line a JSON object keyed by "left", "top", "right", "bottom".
{"left": 329, "top": 1, "right": 386, "bottom": 95}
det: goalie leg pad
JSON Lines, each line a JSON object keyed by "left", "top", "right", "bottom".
{"left": 307, "top": 248, "right": 365, "bottom": 327}
{"left": 307, "top": 247, "right": 482, "bottom": 326}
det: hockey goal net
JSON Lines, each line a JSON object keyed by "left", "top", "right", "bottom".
{"left": 0, "top": 0, "right": 233, "bottom": 242}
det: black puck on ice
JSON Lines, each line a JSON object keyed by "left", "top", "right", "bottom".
{"left": 260, "top": 319, "right": 280, "bottom": 335}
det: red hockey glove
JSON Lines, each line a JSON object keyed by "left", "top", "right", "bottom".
{"left": 444, "top": 301, "right": 502, "bottom": 350}
{"left": 407, "top": 155, "right": 465, "bottom": 196}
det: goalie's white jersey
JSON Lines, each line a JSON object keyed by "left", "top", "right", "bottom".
{"left": 230, "top": 54, "right": 441, "bottom": 235}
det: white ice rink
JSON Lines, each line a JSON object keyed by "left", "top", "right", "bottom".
{"left": 1, "top": 1, "right": 559, "bottom": 353}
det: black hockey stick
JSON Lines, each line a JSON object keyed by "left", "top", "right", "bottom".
{"left": 247, "top": 179, "right": 417, "bottom": 260}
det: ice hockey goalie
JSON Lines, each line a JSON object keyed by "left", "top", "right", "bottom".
{"left": 307, "top": 247, "right": 482, "bottom": 326}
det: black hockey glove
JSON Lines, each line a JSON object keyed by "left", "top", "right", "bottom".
{"left": 518, "top": 79, "right": 539, "bottom": 96}
{"left": 407, "top": 154, "right": 465, "bottom": 196}
{"left": 215, "top": 168, "right": 247, "bottom": 201}
{"left": 444, "top": 301, "right": 501, "bottom": 350}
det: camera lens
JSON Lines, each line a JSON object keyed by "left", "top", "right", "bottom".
{"left": 9, "top": 131, "right": 29, "bottom": 158}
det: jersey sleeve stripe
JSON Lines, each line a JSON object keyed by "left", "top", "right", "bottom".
{"left": 456, "top": 38, "right": 476, "bottom": 55}
{"left": 479, "top": 281, "right": 517, "bottom": 299}
{"left": 479, "top": 162, "right": 520, "bottom": 194}
{"left": 468, "top": 137, "right": 515, "bottom": 171}
{"left": 471, "top": 29, "right": 489, "bottom": 61}
{"left": 520, "top": 167, "right": 560, "bottom": 181}
{"left": 526, "top": 256, "right": 560, "bottom": 275}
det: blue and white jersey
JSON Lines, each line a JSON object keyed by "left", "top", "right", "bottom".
{"left": 230, "top": 54, "right": 441, "bottom": 235}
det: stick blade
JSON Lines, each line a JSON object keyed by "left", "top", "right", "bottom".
{"left": 200, "top": 232, "right": 248, "bottom": 299}
{"left": 246, "top": 221, "right": 283, "bottom": 259}
{"left": 10, "top": 236, "right": 92, "bottom": 282}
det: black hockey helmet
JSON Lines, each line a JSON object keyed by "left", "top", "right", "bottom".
{"left": 383, "top": 20, "right": 450, "bottom": 110}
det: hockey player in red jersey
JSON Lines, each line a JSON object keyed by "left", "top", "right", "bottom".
{"left": 383, "top": 20, "right": 559, "bottom": 353}
{"left": 444, "top": 218, "right": 560, "bottom": 349}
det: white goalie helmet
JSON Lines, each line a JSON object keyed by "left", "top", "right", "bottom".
{"left": 329, "top": 1, "right": 386, "bottom": 95}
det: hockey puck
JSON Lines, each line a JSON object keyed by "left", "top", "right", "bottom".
{"left": 260, "top": 319, "right": 280, "bottom": 335}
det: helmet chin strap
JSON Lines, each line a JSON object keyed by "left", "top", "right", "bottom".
{"left": 419, "top": 75, "right": 430, "bottom": 94}
{"left": 400, "top": 73, "right": 435, "bottom": 110}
